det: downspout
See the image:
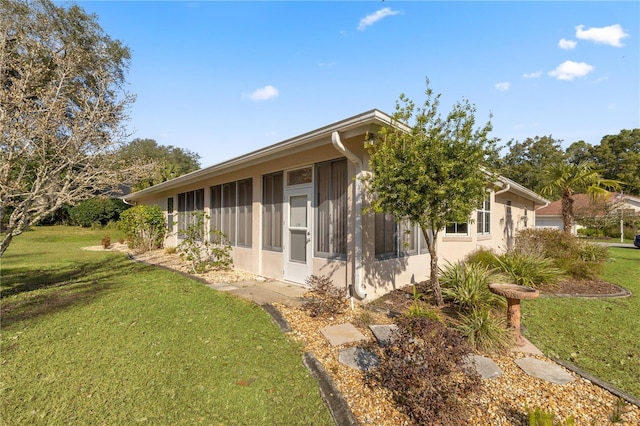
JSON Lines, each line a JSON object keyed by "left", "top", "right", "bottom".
{"left": 331, "top": 131, "right": 367, "bottom": 299}
{"left": 494, "top": 184, "right": 510, "bottom": 196}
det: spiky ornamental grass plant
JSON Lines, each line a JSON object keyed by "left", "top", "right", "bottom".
{"left": 440, "top": 261, "right": 505, "bottom": 312}
{"left": 439, "top": 261, "right": 510, "bottom": 353}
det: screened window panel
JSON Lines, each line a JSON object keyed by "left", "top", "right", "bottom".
{"left": 210, "top": 185, "right": 222, "bottom": 240}
{"left": 316, "top": 162, "right": 331, "bottom": 254}
{"left": 375, "top": 212, "right": 396, "bottom": 258}
{"left": 177, "top": 193, "right": 186, "bottom": 233}
{"left": 262, "top": 173, "right": 283, "bottom": 251}
{"left": 399, "top": 220, "right": 417, "bottom": 256}
{"left": 167, "top": 197, "right": 174, "bottom": 234}
{"left": 222, "top": 182, "right": 237, "bottom": 245}
{"left": 332, "top": 161, "right": 348, "bottom": 255}
{"left": 315, "top": 159, "right": 347, "bottom": 257}
{"left": 237, "top": 179, "right": 252, "bottom": 247}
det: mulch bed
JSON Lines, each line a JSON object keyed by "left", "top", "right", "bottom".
{"left": 541, "top": 278, "right": 627, "bottom": 296}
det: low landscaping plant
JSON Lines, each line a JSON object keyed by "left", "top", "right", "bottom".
{"left": 302, "top": 275, "right": 346, "bottom": 318}
{"left": 440, "top": 261, "right": 504, "bottom": 312}
{"left": 101, "top": 235, "right": 111, "bottom": 249}
{"left": 366, "top": 315, "right": 481, "bottom": 425}
{"left": 456, "top": 307, "right": 511, "bottom": 353}
{"left": 494, "top": 252, "right": 564, "bottom": 288}
{"left": 177, "top": 211, "right": 232, "bottom": 273}
{"left": 527, "top": 406, "right": 575, "bottom": 426}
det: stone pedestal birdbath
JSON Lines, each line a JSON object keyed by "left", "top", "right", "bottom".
{"left": 489, "top": 283, "right": 540, "bottom": 346}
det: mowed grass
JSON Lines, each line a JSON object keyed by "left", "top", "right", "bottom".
{"left": 523, "top": 247, "right": 640, "bottom": 398}
{"left": 0, "top": 226, "right": 332, "bottom": 425}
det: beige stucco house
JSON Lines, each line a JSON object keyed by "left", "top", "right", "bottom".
{"left": 124, "top": 110, "right": 548, "bottom": 300}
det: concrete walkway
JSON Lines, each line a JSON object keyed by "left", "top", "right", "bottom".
{"left": 205, "top": 278, "right": 307, "bottom": 307}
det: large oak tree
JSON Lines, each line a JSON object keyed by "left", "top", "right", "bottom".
{"left": 366, "top": 81, "right": 498, "bottom": 306}
{"left": 1, "top": 0, "right": 146, "bottom": 256}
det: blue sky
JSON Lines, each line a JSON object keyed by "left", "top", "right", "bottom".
{"left": 72, "top": 1, "right": 639, "bottom": 167}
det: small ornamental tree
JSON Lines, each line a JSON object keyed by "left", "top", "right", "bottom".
{"left": 366, "top": 80, "right": 497, "bottom": 306}
{"left": 118, "top": 205, "right": 166, "bottom": 252}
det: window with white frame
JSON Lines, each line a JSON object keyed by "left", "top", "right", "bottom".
{"left": 445, "top": 222, "right": 468, "bottom": 235}
{"left": 476, "top": 196, "right": 491, "bottom": 235}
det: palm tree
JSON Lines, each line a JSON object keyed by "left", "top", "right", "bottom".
{"left": 540, "top": 161, "right": 622, "bottom": 233}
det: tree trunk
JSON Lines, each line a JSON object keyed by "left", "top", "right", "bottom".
{"left": 421, "top": 226, "right": 444, "bottom": 306}
{"left": 561, "top": 191, "right": 574, "bottom": 233}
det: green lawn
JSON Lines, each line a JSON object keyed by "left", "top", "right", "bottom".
{"left": 0, "top": 226, "right": 332, "bottom": 425}
{"left": 523, "top": 246, "right": 640, "bottom": 398}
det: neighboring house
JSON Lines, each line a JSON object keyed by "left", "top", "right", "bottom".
{"left": 535, "top": 192, "right": 640, "bottom": 235}
{"left": 124, "top": 110, "right": 548, "bottom": 299}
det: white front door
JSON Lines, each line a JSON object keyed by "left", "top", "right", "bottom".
{"left": 283, "top": 187, "right": 313, "bottom": 284}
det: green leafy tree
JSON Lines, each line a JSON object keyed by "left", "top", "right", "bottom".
{"left": 119, "top": 138, "right": 201, "bottom": 191}
{"left": 498, "top": 136, "right": 565, "bottom": 193}
{"left": 0, "top": 0, "right": 148, "bottom": 256}
{"left": 68, "top": 197, "right": 129, "bottom": 227}
{"left": 366, "top": 81, "right": 498, "bottom": 306}
{"left": 590, "top": 129, "right": 640, "bottom": 196}
{"left": 565, "top": 140, "right": 594, "bottom": 166}
{"left": 540, "top": 161, "right": 622, "bottom": 233}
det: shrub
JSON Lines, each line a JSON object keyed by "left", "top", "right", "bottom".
{"left": 513, "top": 228, "right": 608, "bottom": 280}
{"left": 440, "top": 261, "right": 504, "bottom": 312}
{"left": 465, "top": 247, "right": 500, "bottom": 268}
{"left": 578, "top": 242, "right": 608, "bottom": 263}
{"left": 456, "top": 307, "right": 511, "bottom": 353}
{"left": 302, "top": 275, "right": 346, "bottom": 318}
{"left": 494, "top": 252, "right": 564, "bottom": 288}
{"left": 101, "top": 235, "right": 111, "bottom": 249}
{"left": 69, "top": 197, "right": 129, "bottom": 227}
{"left": 177, "top": 211, "right": 232, "bottom": 273}
{"left": 366, "top": 315, "right": 481, "bottom": 425}
{"left": 118, "top": 205, "right": 166, "bottom": 252}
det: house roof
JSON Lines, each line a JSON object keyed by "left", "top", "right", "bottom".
{"left": 124, "top": 109, "right": 394, "bottom": 202}
{"left": 495, "top": 176, "right": 549, "bottom": 207}
{"left": 123, "top": 109, "right": 548, "bottom": 206}
{"left": 536, "top": 192, "right": 619, "bottom": 217}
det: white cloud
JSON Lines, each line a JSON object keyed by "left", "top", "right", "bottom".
{"left": 495, "top": 82, "right": 511, "bottom": 92}
{"left": 357, "top": 7, "right": 399, "bottom": 31}
{"left": 558, "top": 38, "right": 577, "bottom": 50}
{"left": 244, "top": 85, "right": 279, "bottom": 101}
{"left": 523, "top": 71, "right": 542, "bottom": 79}
{"left": 575, "top": 24, "right": 629, "bottom": 47}
{"left": 318, "top": 61, "right": 336, "bottom": 68}
{"left": 548, "top": 60, "right": 594, "bottom": 80}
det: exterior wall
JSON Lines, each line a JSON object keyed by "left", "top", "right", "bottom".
{"left": 126, "top": 119, "right": 546, "bottom": 302}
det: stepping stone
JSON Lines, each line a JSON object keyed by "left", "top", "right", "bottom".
{"left": 320, "top": 323, "right": 366, "bottom": 346}
{"left": 369, "top": 324, "right": 398, "bottom": 346}
{"left": 338, "top": 347, "right": 379, "bottom": 371}
{"left": 515, "top": 357, "right": 575, "bottom": 385}
{"left": 463, "top": 355, "right": 503, "bottom": 379}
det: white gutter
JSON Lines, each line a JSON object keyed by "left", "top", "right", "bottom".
{"left": 494, "top": 184, "right": 510, "bottom": 196}
{"left": 331, "top": 131, "right": 367, "bottom": 300}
